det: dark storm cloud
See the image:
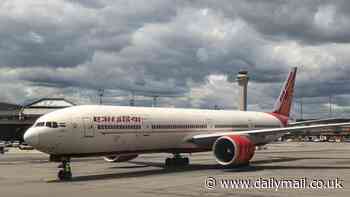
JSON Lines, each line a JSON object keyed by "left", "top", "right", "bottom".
{"left": 65, "top": 0, "right": 107, "bottom": 9}
{"left": 190, "top": 0, "right": 350, "bottom": 44}
{"left": 1, "top": 0, "right": 350, "bottom": 117}
{"left": 0, "top": 0, "right": 178, "bottom": 68}
{"left": 15, "top": 65, "right": 187, "bottom": 96}
{"left": 0, "top": 2, "right": 96, "bottom": 67}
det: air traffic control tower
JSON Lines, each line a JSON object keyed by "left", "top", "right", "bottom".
{"left": 236, "top": 70, "right": 249, "bottom": 111}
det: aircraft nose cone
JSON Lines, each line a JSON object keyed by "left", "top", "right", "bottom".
{"left": 24, "top": 129, "right": 39, "bottom": 146}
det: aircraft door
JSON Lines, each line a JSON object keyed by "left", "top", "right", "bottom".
{"left": 206, "top": 119, "right": 214, "bottom": 129}
{"left": 248, "top": 117, "right": 255, "bottom": 129}
{"left": 141, "top": 116, "right": 152, "bottom": 133}
{"left": 82, "top": 117, "right": 94, "bottom": 137}
{"left": 136, "top": 116, "right": 153, "bottom": 149}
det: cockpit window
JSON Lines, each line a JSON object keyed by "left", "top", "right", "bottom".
{"left": 46, "top": 122, "right": 52, "bottom": 127}
{"left": 52, "top": 122, "right": 58, "bottom": 128}
{"left": 35, "top": 122, "right": 45, "bottom": 127}
{"left": 35, "top": 121, "right": 61, "bottom": 128}
{"left": 44, "top": 122, "right": 59, "bottom": 128}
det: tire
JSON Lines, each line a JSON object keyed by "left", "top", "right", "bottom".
{"left": 165, "top": 158, "right": 172, "bottom": 167}
{"left": 58, "top": 170, "right": 65, "bottom": 180}
{"left": 58, "top": 170, "right": 72, "bottom": 181}
{"left": 65, "top": 171, "right": 72, "bottom": 180}
{"left": 183, "top": 158, "right": 189, "bottom": 165}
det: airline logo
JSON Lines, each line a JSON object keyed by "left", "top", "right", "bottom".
{"left": 94, "top": 116, "right": 142, "bottom": 123}
{"left": 273, "top": 67, "right": 297, "bottom": 117}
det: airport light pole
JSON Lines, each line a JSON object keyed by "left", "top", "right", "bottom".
{"left": 152, "top": 96, "right": 158, "bottom": 107}
{"left": 98, "top": 89, "right": 104, "bottom": 105}
{"left": 329, "top": 95, "right": 332, "bottom": 118}
{"left": 297, "top": 97, "right": 304, "bottom": 120}
{"left": 130, "top": 91, "right": 135, "bottom": 106}
{"left": 300, "top": 98, "right": 303, "bottom": 120}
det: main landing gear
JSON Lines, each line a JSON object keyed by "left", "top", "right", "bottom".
{"left": 165, "top": 154, "right": 190, "bottom": 167}
{"left": 57, "top": 157, "right": 72, "bottom": 181}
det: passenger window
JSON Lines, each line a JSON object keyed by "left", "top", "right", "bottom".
{"left": 52, "top": 122, "right": 58, "bottom": 128}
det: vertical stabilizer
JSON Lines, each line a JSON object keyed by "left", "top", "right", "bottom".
{"left": 272, "top": 67, "right": 297, "bottom": 117}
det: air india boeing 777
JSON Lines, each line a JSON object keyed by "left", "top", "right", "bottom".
{"left": 23, "top": 67, "right": 350, "bottom": 180}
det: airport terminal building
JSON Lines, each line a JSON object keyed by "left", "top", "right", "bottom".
{"left": 0, "top": 98, "right": 75, "bottom": 141}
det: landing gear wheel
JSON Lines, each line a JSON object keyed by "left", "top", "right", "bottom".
{"left": 165, "top": 158, "right": 172, "bottom": 166}
{"left": 183, "top": 157, "right": 189, "bottom": 165}
{"left": 58, "top": 170, "right": 72, "bottom": 181}
{"left": 57, "top": 158, "right": 72, "bottom": 181}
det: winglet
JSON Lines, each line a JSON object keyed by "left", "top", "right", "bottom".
{"left": 272, "top": 67, "right": 297, "bottom": 117}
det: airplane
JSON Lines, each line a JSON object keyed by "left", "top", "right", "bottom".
{"left": 23, "top": 67, "right": 350, "bottom": 181}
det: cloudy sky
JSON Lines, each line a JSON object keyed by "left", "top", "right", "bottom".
{"left": 1, "top": 0, "right": 350, "bottom": 119}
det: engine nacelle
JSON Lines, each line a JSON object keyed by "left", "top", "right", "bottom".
{"left": 103, "top": 154, "right": 138, "bottom": 162}
{"left": 213, "top": 135, "right": 255, "bottom": 166}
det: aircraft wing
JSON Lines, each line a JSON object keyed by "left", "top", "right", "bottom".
{"left": 190, "top": 122, "right": 350, "bottom": 146}
{"left": 288, "top": 118, "right": 349, "bottom": 126}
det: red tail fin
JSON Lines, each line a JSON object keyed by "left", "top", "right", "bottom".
{"left": 272, "top": 67, "right": 297, "bottom": 117}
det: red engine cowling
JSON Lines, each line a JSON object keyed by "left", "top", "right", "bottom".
{"left": 103, "top": 154, "right": 138, "bottom": 162}
{"left": 213, "top": 135, "right": 255, "bottom": 166}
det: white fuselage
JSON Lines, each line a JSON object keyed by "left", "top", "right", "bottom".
{"left": 24, "top": 105, "right": 283, "bottom": 156}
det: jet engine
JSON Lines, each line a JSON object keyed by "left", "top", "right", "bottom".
{"left": 213, "top": 135, "right": 255, "bottom": 166}
{"left": 103, "top": 154, "right": 138, "bottom": 162}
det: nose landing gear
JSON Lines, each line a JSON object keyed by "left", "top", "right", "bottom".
{"left": 165, "top": 154, "right": 190, "bottom": 167}
{"left": 57, "top": 158, "right": 72, "bottom": 181}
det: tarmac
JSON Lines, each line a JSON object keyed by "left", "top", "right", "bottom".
{"left": 0, "top": 142, "right": 350, "bottom": 197}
